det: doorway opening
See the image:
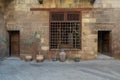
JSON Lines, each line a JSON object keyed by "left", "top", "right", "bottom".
{"left": 9, "top": 31, "right": 20, "bottom": 57}
{"left": 98, "top": 31, "right": 111, "bottom": 56}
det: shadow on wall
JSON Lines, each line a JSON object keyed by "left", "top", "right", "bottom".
{"left": 0, "top": 0, "right": 14, "bottom": 10}
{"left": 90, "top": 0, "right": 96, "bottom": 5}
{"left": 0, "top": 38, "right": 8, "bottom": 58}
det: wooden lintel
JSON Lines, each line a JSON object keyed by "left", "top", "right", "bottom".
{"left": 30, "top": 8, "right": 93, "bottom": 11}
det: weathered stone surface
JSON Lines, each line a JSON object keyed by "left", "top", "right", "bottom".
{"left": 0, "top": 11, "right": 8, "bottom": 57}
{"left": 0, "top": 0, "right": 120, "bottom": 60}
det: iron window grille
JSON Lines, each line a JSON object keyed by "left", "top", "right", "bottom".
{"left": 50, "top": 12, "right": 81, "bottom": 50}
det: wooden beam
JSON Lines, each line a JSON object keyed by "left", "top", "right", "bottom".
{"left": 30, "top": 8, "right": 93, "bottom": 11}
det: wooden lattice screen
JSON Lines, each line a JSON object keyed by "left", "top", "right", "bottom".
{"left": 50, "top": 12, "right": 81, "bottom": 50}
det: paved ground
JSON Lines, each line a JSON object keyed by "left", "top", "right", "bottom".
{"left": 97, "top": 54, "right": 114, "bottom": 60}
{"left": 0, "top": 58, "right": 120, "bottom": 80}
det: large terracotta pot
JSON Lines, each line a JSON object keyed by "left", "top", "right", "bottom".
{"left": 59, "top": 50, "right": 66, "bottom": 62}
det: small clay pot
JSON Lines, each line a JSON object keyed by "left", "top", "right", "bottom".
{"left": 74, "top": 57, "right": 80, "bottom": 62}
{"left": 51, "top": 57, "right": 58, "bottom": 61}
{"left": 35, "top": 55, "right": 44, "bottom": 62}
{"left": 25, "top": 55, "right": 33, "bottom": 61}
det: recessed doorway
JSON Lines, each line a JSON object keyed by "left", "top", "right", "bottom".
{"left": 98, "top": 31, "right": 111, "bottom": 56}
{"left": 9, "top": 31, "right": 20, "bottom": 57}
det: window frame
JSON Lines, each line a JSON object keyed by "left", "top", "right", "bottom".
{"left": 49, "top": 11, "right": 82, "bottom": 50}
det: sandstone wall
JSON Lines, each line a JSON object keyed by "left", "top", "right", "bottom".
{"left": 3, "top": 0, "right": 120, "bottom": 60}
{"left": 93, "top": 0, "right": 120, "bottom": 58}
{"left": 3, "top": 0, "right": 97, "bottom": 60}
{"left": 81, "top": 10, "right": 97, "bottom": 59}
{"left": 0, "top": 2, "right": 8, "bottom": 57}
{"left": 5, "top": 1, "right": 49, "bottom": 57}
{"left": 94, "top": 0, "right": 120, "bottom": 8}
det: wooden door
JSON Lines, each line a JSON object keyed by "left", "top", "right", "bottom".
{"left": 102, "top": 32, "right": 110, "bottom": 53}
{"left": 98, "top": 31, "right": 111, "bottom": 55}
{"left": 9, "top": 31, "right": 20, "bottom": 57}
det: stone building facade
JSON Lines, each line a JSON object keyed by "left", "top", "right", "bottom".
{"left": 0, "top": 0, "right": 120, "bottom": 60}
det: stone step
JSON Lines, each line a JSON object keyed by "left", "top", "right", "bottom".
{"left": 97, "top": 54, "right": 114, "bottom": 60}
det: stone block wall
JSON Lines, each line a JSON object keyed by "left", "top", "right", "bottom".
{"left": 1, "top": 0, "right": 120, "bottom": 60}
{"left": 85, "top": 8, "right": 120, "bottom": 59}
{"left": 6, "top": 10, "right": 50, "bottom": 57}
{"left": 2, "top": 0, "right": 97, "bottom": 60}
{"left": 81, "top": 10, "right": 98, "bottom": 59}
{"left": 93, "top": 0, "right": 120, "bottom": 58}
{"left": 0, "top": 10, "right": 8, "bottom": 57}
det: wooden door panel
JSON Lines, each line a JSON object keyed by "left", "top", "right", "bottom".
{"left": 10, "top": 31, "right": 20, "bottom": 57}
{"left": 102, "top": 32, "right": 110, "bottom": 53}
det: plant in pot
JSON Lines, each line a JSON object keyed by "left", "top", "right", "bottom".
{"left": 73, "top": 51, "right": 81, "bottom": 62}
{"left": 74, "top": 57, "right": 80, "bottom": 62}
{"left": 24, "top": 40, "right": 33, "bottom": 61}
{"left": 51, "top": 28, "right": 61, "bottom": 61}
{"left": 51, "top": 51, "right": 58, "bottom": 61}
{"left": 32, "top": 31, "right": 44, "bottom": 62}
{"left": 24, "top": 31, "right": 44, "bottom": 62}
{"left": 36, "top": 51, "right": 44, "bottom": 62}
{"left": 72, "top": 28, "right": 81, "bottom": 62}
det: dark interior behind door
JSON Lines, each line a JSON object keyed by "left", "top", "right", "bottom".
{"left": 98, "top": 31, "right": 111, "bottom": 56}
